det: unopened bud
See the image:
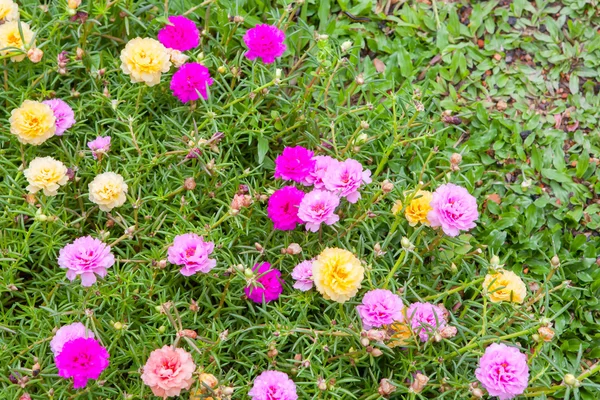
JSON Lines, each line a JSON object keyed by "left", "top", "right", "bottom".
{"left": 551, "top": 255, "right": 560, "bottom": 268}
{"left": 286, "top": 243, "right": 302, "bottom": 254}
{"left": 355, "top": 73, "right": 365, "bottom": 85}
{"left": 217, "top": 65, "right": 227, "bottom": 74}
{"left": 564, "top": 373, "right": 580, "bottom": 388}
{"left": 318, "top": 34, "right": 329, "bottom": 41}
{"left": 255, "top": 242, "right": 264, "bottom": 253}
{"left": 244, "top": 268, "right": 254, "bottom": 278}
{"left": 401, "top": 237, "right": 414, "bottom": 251}
{"left": 360, "top": 337, "right": 370, "bottom": 347}
{"left": 450, "top": 153, "right": 462, "bottom": 165}
{"left": 27, "top": 48, "right": 43, "bottom": 63}
{"left": 381, "top": 180, "right": 393, "bottom": 193}
{"left": 370, "top": 348, "right": 383, "bottom": 357}
{"left": 184, "top": 177, "right": 196, "bottom": 190}
{"left": 360, "top": 120, "right": 369, "bottom": 130}
{"left": 378, "top": 378, "right": 396, "bottom": 397}
{"left": 317, "top": 377, "right": 327, "bottom": 391}
{"left": 472, "top": 388, "right": 484, "bottom": 398}
{"left": 490, "top": 255, "right": 500, "bottom": 267}
{"left": 158, "top": 325, "right": 166, "bottom": 333}
{"left": 76, "top": 47, "right": 85, "bottom": 60}
{"left": 233, "top": 15, "right": 244, "bottom": 23}
{"left": 538, "top": 326, "right": 555, "bottom": 342}
{"left": 113, "top": 321, "right": 123, "bottom": 330}
{"left": 267, "top": 348, "right": 278, "bottom": 358}
{"left": 409, "top": 373, "right": 429, "bottom": 393}
{"left": 341, "top": 40, "right": 352, "bottom": 52}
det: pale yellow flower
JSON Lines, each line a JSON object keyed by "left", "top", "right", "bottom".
{"left": 120, "top": 37, "right": 171, "bottom": 86}
{"left": 391, "top": 199, "right": 402, "bottom": 215}
{"left": 387, "top": 322, "right": 412, "bottom": 348}
{"left": 0, "top": 0, "right": 19, "bottom": 22}
{"left": 89, "top": 172, "right": 128, "bottom": 212}
{"left": 312, "top": 248, "right": 364, "bottom": 303}
{"left": 404, "top": 190, "right": 433, "bottom": 226}
{"left": 24, "top": 157, "right": 68, "bottom": 196}
{"left": 0, "top": 21, "right": 35, "bottom": 62}
{"left": 483, "top": 269, "right": 527, "bottom": 304}
{"left": 9, "top": 100, "right": 56, "bottom": 145}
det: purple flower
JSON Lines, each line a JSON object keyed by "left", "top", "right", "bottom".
{"left": 87, "top": 136, "right": 111, "bottom": 160}
{"left": 167, "top": 233, "right": 216, "bottom": 276}
{"left": 249, "top": 370, "right": 298, "bottom": 400}
{"left": 43, "top": 99, "right": 75, "bottom": 135}
{"left": 322, "top": 158, "right": 371, "bottom": 203}
{"left": 58, "top": 236, "right": 115, "bottom": 287}
{"left": 291, "top": 260, "right": 313, "bottom": 291}
{"left": 243, "top": 24, "right": 287, "bottom": 64}
{"left": 357, "top": 289, "right": 404, "bottom": 330}
{"left": 274, "top": 146, "right": 315, "bottom": 185}
{"left": 476, "top": 343, "right": 529, "bottom": 400}
{"left": 170, "top": 62, "right": 213, "bottom": 103}
{"left": 406, "top": 302, "right": 447, "bottom": 342}
{"left": 297, "top": 189, "right": 340, "bottom": 232}
{"left": 244, "top": 262, "right": 283, "bottom": 303}
{"left": 427, "top": 183, "right": 479, "bottom": 237}
{"left": 50, "top": 322, "right": 95, "bottom": 357}
{"left": 55, "top": 337, "right": 109, "bottom": 389}
{"left": 267, "top": 186, "right": 305, "bottom": 231}
{"left": 157, "top": 15, "right": 200, "bottom": 51}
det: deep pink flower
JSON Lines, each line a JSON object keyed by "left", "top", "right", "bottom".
{"left": 249, "top": 370, "right": 298, "bottom": 400}
{"left": 476, "top": 343, "right": 529, "bottom": 400}
{"left": 50, "top": 322, "right": 95, "bottom": 356}
{"left": 357, "top": 289, "right": 404, "bottom": 329}
{"left": 297, "top": 189, "right": 340, "bottom": 232}
{"left": 141, "top": 345, "right": 195, "bottom": 398}
{"left": 306, "top": 155, "right": 339, "bottom": 189}
{"left": 243, "top": 24, "right": 286, "bottom": 64}
{"left": 87, "top": 136, "right": 111, "bottom": 160}
{"left": 427, "top": 183, "right": 479, "bottom": 237}
{"left": 157, "top": 15, "right": 200, "bottom": 51}
{"left": 322, "top": 158, "right": 371, "bottom": 203}
{"left": 43, "top": 99, "right": 75, "bottom": 135}
{"left": 267, "top": 186, "right": 305, "bottom": 231}
{"left": 274, "top": 146, "right": 315, "bottom": 185}
{"left": 291, "top": 260, "right": 313, "bottom": 291}
{"left": 406, "top": 302, "right": 447, "bottom": 342}
{"left": 58, "top": 236, "right": 115, "bottom": 287}
{"left": 244, "top": 262, "right": 283, "bottom": 303}
{"left": 170, "top": 62, "right": 213, "bottom": 103}
{"left": 55, "top": 337, "right": 109, "bottom": 389}
{"left": 167, "top": 233, "right": 216, "bottom": 276}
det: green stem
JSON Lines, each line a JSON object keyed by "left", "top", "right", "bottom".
{"left": 422, "top": 277, "right": 485, "bottom": 301}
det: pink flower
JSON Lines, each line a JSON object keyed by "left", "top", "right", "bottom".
{"left": 50, "top": 322, "right": 95, "bottom": 356}
{"left": 306, "top": 155, "right": 338, "bottom": 189}
{"left": 141, "top": 345, "right": 195, "bottom": 398}
{"left": 297, "top": 189, "right": 340, "bottom": 232}
{"left": 406, "top": 302, "right": 447, "bottom": 342}
{"left": 157, "top": 16, "right": 199, "bottom": 51}
{"left": 243, "top": 24, "right": 286, "bottom": 64}
{"left": 58, "top": 236, "right": 115, "bottom": 287}
{"left": 87, "top": 136, "right": 111, "bottom": 160}
{"left": 274, "top": 146, "right": 315, "bottom": 185}
{"left": 170, "top": 62, "right": 213, "bottom": 103}
{"left": 357, "top": 289, "right": 404, "bottom": 330}
{"left": 322, "top": 158, "right": 372, "bottom": 203}
{"left": 245, "top": 262, "right": 283, "bottom": 303}
{"left": 291, "top": 260, "right": 313, "bottom": 291}
{"left": 167, "top": 233, "right": 216, "bottom": 276}
{"left": 43, "top": 99, "right": 75, "bottom": 135}
{"left": 267, "top": 186, "right": 305, "bottom": 231}
{"left": 427, "top": 183, "right": 479, "bottom": 237}
{"left": 476, "top": 343, "right": 529, "bottom": 400}
{"left": 55, "top": 337, "right": 109, "bottom": 389}
{"left": 249, "top": 370, "right": 298, "bottom": 400}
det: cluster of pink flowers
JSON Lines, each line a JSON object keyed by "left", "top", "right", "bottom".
{"left": 244, "top": 262, "right": 284, "bottom": 303}
{"left": 268, "top": 146, "right": 371, "bottom": 232}
{"left": 167, "top": 233, "right": 216, "bottom": 276}
{"left": 58, "top": 236, "right": 115, "bottom": 287}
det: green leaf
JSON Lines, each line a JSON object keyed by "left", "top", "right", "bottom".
{"left": 257, "top": 137, "right": 269, "bottom": 164}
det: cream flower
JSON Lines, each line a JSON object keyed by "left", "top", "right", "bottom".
{"left": 120, "top": 37, "right": 171, "bottom": 86}
{"left": 168, "top": 49, "right": 189, "bottom": 68}
{"left": 0, "top": 21, "right": 35, "bottom": 62}
{"left": 9, "top": 100, "right": 56, "bottom": 145}
{"left": 312, "top": 248, "right": 364, "bottom": 303}
{"left": 24, "top": 157, "right": 68, "bottom": 196}
{"left": 0, "top": 0, "right": 19, "bottom": 22}
{"left": 483, "top": 269, "right": 527, "bottom": 304}
{"left": 88, "top": 172, "right": 128, "bottom": 212}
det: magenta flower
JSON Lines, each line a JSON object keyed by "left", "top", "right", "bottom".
{"left": 357, "top": 289, "right": 404, "bottom": 330}
{"left": 58, "top": 236, "right": 115, "bottom": 287}
{"left": 406, "top": 302, "right": 447, "bottom": 342}
{"left": 157, "top": 15, "right": 200, "bottom": 51}
{"left": 306, "top": 155, "right": 339, "bottom": 189}
{"left": 427, "top": 183, "right": 479, "bottom": 237}
{"left": 43, "top": 99, "right": 75, "bottom": 135}
{"left": 167, "top": 233, "right": 216, "bottom": 276}
{"left": 87, "top": 136, "right": 111, "bottom": 160}
{"left": 170, "top": 62, "right": 213, "bottom": 103}
{"left": 55, "top": 337, "right": 109, "bottom": 389}
{"left": 50, "top": 322, "right": 95, "bottom": 357}
{"left": 291, "top": 260, "right": 313, "bottom": 291}
{"left": 243, "top": 24, "right": 286, "bottom": 64}
{"left": 249, "top": 370, "right": 298, "bottom": 400}
{"left": 267, "top": 186, "right": 305, "bottom": 231}
{"left": 297, "top": 189, "right": 340, "bottom": 232}
{"left": 274, "top": 146, "right": 315, "bottom": 185}
{"left": 476, "top": 343, "right": 529, "bottom": 400}
{"left": 244, "top": 262, "right": 283, "bottom": 303}
{"left": 322, "top": 158, "right": 372, "bottom": 203}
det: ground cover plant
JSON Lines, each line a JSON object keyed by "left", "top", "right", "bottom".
{"left": 1, "top": 0, "right": 599, "bottom": 399}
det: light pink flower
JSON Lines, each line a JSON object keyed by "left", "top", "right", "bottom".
{"left": 87, "top": 136, "right": 111, "bottom": 160}
{"left": 306, "top": 155, "right": 338, "bottom": 189}
{"left": 249, "top": 370, "right": 298, "bottom": 400}
{"left": 243, "top": 24, "right": 286, "bottom": 64}
{"left": 291, "top": 260, "right": 313, "bottom": 291}
{"left": 357, "top": 289, "right": 404, "bottom": 329}
{"left": 476, "top": 343, "right": 529, "bottom": 400}
{"left": 167, "top": 233, "right": 216, "bottom": 276}
{"left": 406, "top": 302, "right": 447, "bottom": 342}
{"left": 322, "top": 158, "right": 371, "bottom": 203}
{"left": 297, "top": 189, "right": 340, "bottom": 232}
{"left": 141, "top": 345, "right": 195, "bottom": 398}
{"left": 427, "top": 183, "right": 479, "bottom": 237}
{"left": 42, "top": 98, "right": 75, "bottom": 135}
{"left": 58, "top": 236, "right": 115, "bottom": 286}
{"left": 50, "top": 322, "right": 95, "bottom": 356}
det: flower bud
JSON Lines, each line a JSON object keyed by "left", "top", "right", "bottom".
{"left": 521, "top": 178, "right": 532, "bottom": 191}
{"left": 217, "top": 65, "right": 227, "bottom": 74}
{"left": 370, "top": 348, "right": 383, "bottom": 357}
{"left": 450, "top": 153, "right": 462, "bottom": 165}
{"left": 355, "top": 73, "right": 365, "bottom": 85}
{"left": 360, "top": 120, "right": 369, "bottom": 130}
{"left": 184, "top": 177, "right": 196, "bottom": 191}
{"left": 341, "top": 40, "right": 352, "bottom": 52}
{"left": 27, "top": 48, "right": 43, "bottom": 63}
{"left": 360, "top": 337, "right": 370, "bottom": 347}
{"left": 551, "top": 255, "right": 560, "bottom": 268}
{"left": 233, "top": 15, "right": 244, "bottom": 23}
{"left": 378, "top": 378, "right": 396, "bottom": 397}
{"left": 286, "top": 243, "right": 302, "bottom": 254}
{"left": 409, "top": 373, "right": 429, "bottom": 393}
{"left": 538, "top": 326, "right": 555, "bottom": 342}
{"left": 490, "top": 255, "right": 500, "bottom": 267}
{"left": 113, "top": 321, "right": 124, "bottom": 330}
{"left": 317, "top": 377, "right": 327, "bottom": 391}
{"left": 67, "top": 0, "right": 81, "bottom": 9}
{"left": 381, "top": 180, "right": 393, "bottom": 193}
{"left": 157, "top": 325, "right": 166, "bottom": 333}
{"left": 564, "top": 373, "right": 580, "bottom": 388}
{"left": 244, "top": 268, "right": 254, "bottom": 278}
{"left": 472, "top": 388, "right": 484, "bottom": 398}
{"left": 401, "top": 237, "right": 414, "bottom": 251}
{"left": 318, "top": 34, "right": 329, "bottom": 41}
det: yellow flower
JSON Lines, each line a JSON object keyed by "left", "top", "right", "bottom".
{"left": 189, "top": 373, "right": 219, "bottom": 399}
{"left": 9, "top": 100, "right": 56, "bottom": 145}
{"left": 483, "top": 269, "right": 527, "bottom": 304}
{"left": 312, "top": 248, "right": 364, "bottom": 303}
{"left": 391, "top": 199, "right": 402, "bottom": 215}
{"left": 120, "top": 37, "right": 171, "bottom": 87}
{"left": 404, "top": 190, "right": 433, "bottom": 226}
{"left": 0, "top": 0, "right": 19, "bottom": 22}
{"left": 387, "top": 322, "right": 412, "bottom": 348}
{"left": 24, "top": 157, "right": 68, "bottom": 196}
{"left": 89, "top": 172, "right": 128, "bottom": 212}
{"left": 0, "top": 21, "right": 35, "bottom": 62}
